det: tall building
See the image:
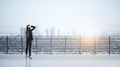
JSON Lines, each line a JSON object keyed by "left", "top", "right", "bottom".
{"left": 45, "top": 29, "right": 49, "bottom": 36}
{"left": 33, "top": 24, "right": 40, "bottom": 36}
{"left": 50, "top": 27, "right": 55, "bottom": 36}
{"left": 57, "top": 29, "right": 60, "bottom": 36}
{"left": 20, "top": 27, "right": 26, "bottom": 36}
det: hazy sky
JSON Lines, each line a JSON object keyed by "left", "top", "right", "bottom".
{"left": 0, "top": 0, "right": 120, "bottom": 35}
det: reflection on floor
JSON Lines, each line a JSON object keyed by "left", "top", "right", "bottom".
{"left": 25, "top": 57, "right": 31, "bottom": 67}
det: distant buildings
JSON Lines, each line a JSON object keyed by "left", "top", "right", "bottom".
{"left": 20, "top": 27, "right": 26, "bottom": 36}
{"left": 45, "top": 27, "right": 61, "bottom": 36}
{"left": 50, "top": 27, "right": 55, "bottom": 36}
{"left": 45, "top": 29, "right": 49, "bottom": 36}
{"left": 33, "top": 25, "right": 40, "bottom": 36}
{"left": 20, "top": 26, "right": 81, "bottom": 36}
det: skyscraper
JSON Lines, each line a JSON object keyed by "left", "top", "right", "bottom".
{"left": 20, "top": 27, "right": 26, "bottom": 36}
{"left": 50, "top": 27, "right": 55, "bottom": 36}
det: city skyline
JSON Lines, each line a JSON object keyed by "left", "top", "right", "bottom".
{"left": 0, "top": 0, "right": 120, "bottom": 35}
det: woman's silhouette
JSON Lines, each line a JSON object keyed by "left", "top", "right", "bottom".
{"left": 26, "top": 24, "right": 36, "bottom": 58}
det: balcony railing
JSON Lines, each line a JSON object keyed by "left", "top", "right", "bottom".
{"left": 0, "top": 35, "right": 120, "bottom": 54}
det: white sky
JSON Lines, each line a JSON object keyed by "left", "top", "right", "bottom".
{"left": 0, "top": 0, "right": 120, "bottom": 35}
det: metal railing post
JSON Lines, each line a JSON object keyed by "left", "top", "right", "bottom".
{"left": 50, "top": 36, "right": 52, "bottom": 54}
{"left": 109, "top": 36, "right": 111, "bottom": 55}
{"left": 94, "top": 36, "right": 96, "bottom": 55}
{"left": 36, "top": 36, "right": 37, "bottom": 55}
{"left": 79, "top": 36, "right": 81, "bottom": 54}
{"left": 65, "top": 36, "right": 66, "bottom": 54}
{"left": 6, "top": 36, "right": 8, "bottom": 54}
{"left": 21, "top": 36, "right": 23, "bottom": 55}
